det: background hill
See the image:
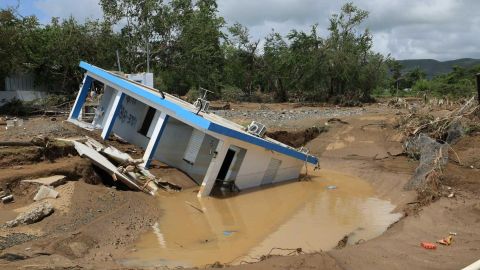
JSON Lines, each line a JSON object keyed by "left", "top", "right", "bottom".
{"left": 399, "top": 58, "right": 480, "bottom": 78}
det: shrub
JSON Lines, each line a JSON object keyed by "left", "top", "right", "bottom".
{"left": 221, "top": 85, "right": 243, "bottom": 103}
{"left": 185, "top": 88, "right": 201, "bottom": 103}
{"left": 0, "top": 98, "right": 35, "bottom": 116}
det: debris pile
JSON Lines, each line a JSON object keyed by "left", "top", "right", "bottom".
{"left": 398, "top": 96, "right": 479, "bottom": 201}
{"left": 73, "top": 137, "right": 180, "bottom": 195}
{"left": 400, "top": 96, "right": 478, "bottom": 140}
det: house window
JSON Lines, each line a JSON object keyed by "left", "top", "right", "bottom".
{"left": 139, "top": 107, "right": 156, "bottom": 137}
{"left": 183, "top": 129, "right": 205, "bottom": 165}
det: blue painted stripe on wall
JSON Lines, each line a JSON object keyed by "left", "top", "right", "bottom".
{"left": 80, "top": 61, "right": 210, "bottom": 130}
{"left": 79, "top": 61, "right": 318, "bottom": 165}
{"left": 208, "top": 123, "right": 318, "bottom": 165}
{"left": 102, "top": 92, "right": 126, "bottom": 139}
{"left": 144, "top": 115, "right": 170, "bottom": 168}
{"left": 71, "top": 75, "right": 93, "bottom": 119}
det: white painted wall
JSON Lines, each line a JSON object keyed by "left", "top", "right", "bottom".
{"left": 92, "top": 85, "right": 115, "bottom": 128}
{"left": 153, "top": 117, "right": 193, "bottom": 167}
{"left": 209, "top": 133, "right": 304, "bottom": 191}
{"left": 0, "top": 91, "right": 48, "bottom": 106}
{"left": 153, "top": 118, "right": 219, "bottom": 184}
{"left": 111, "top": 94, "right": 151, "bottom": 149}
{"left": 4, "top": 73, "right": 45, "bottom": 92}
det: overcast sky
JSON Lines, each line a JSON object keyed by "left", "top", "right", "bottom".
{"left": 2, "top": 0, "right": 479, "bottom": 60}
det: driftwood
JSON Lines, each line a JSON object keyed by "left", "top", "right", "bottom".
{"left": 402, "top": 96, "right": 478, "bottom": 139}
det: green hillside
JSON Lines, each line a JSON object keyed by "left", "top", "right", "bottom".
{"left": 399, "top": 58, "right": 480, "bottom": 78}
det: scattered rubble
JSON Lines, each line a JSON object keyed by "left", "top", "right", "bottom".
{"left": 5, "top": 202, "right": 54, "bottom": 228}
{"left": 5, "top": 118, "right": 24, "bottom": 130}
{"left": 1, "top": 194, "right": 14, "bottom": 204}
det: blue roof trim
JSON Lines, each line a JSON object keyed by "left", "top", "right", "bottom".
{"left": 208, "top": 123, "right": 318, "bottom": 164}
{"left": 79, "top": 61, "right": 318, "bottom": 165}
{"left": 79, "top": 61, "right": 210, "bottom": 130}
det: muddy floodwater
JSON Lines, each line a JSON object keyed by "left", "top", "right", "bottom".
{"left": 119, "top": 169, "right": 402, "bottom": 268}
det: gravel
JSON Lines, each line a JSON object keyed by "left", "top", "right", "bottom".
{"left": 212, "top": 107, "right": 366, "bottom": 127}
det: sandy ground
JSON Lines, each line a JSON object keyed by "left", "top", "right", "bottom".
{"left": 0, "top": 102, "right": 479, "bottom": 269}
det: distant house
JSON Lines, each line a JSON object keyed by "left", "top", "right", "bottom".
{"left": 69, "top": 62, "right": 318, "bottom": 197}
{"left": 0, "top": 73, "right": 47, "bottom": 105}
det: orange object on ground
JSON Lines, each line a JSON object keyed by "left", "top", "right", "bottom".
{"left": 437, "top": 235, "right": 453, "bottom": 246}
{"left": 421, "top": 242, "right": 437, "bottom": 249}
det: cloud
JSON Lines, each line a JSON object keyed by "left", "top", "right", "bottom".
{"left": 33, "top": 0, "right": 103, "bottom": 22}
{"left": 4, "top": 0, "right": 480, "bottom": 60}
{"left": 218, "top": 0, "right": 480, "bottom": 60}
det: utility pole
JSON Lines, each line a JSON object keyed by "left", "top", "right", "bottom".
{"left": 146, "top": 39, "right": 150, "bottom": 73}
{"left": 476, "top": 73, "right": 480, "bottom": 104}
{"left": 116, "top": 50, "right": 122, "bottom": 72}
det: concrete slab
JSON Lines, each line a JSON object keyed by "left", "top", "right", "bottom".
{"left": 5, "top": 202, "right": 54, "bottom": 227}
{"left": 33, "top": 186, "right": 59, "bottom": 201}
{"left": 102, "top": 146, "right": 132, "bottom": 163}
{"left": 22, "top": 175, "right": 66, "bottom": 187}
{"left": 73, "top": 141, "right": 155, "bottom": 195}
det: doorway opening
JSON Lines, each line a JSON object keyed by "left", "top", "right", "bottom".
{"left": 139, "top": 106, "right": 156, "bottom": 137}
{"left": 217, "top": 148, "right": 236, "bottom": 181}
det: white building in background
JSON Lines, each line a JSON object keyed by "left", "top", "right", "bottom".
{"left": 126, "top": 73, "right": 154, "bottom": 88}
{"left": 0, "top": 73, "right": 47, "bottom": 106}
{"left": 69, "top": 61, "right": 319, "bottom": 197}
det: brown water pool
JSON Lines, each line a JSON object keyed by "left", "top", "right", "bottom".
{"left": 118, "top": 169, "right": 402, "bottom": 268}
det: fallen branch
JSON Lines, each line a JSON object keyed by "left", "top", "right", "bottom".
{"left": 327, "top": 118, "right": 349, "bottom": 125}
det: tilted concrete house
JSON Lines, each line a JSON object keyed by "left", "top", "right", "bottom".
{"left": 69, "top": 62, "right": 319, "bottom": 197}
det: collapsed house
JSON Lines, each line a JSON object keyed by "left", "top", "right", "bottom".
{"left": 69, "top": 61, "right": 318, "bottom": 197}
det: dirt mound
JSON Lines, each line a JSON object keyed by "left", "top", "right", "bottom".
{"left": 266, "top": 126, "right": 327, "bottom": 148}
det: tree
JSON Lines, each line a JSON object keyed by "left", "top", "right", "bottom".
{"left": 100, "top": 0, "right": 162, "bottom": 73}
{"left": 402, "top": 67, "right": 427, "bottom": 89}
{"left": 1, "top": 1, "right": 391, "bottom": 103}
{"left": 284, "top": 25, "right": 325, "bottom": 101}
{"left": 0, "top": 8, "right": 39, "bottom": 87}
{"left": 324, "top": 2, "right": 373, "bottom": 101}
{"left": 387, "top": 59, "right": 403, "bottom": 93}
{"left": 262, "top": 31, "right": 289, "bottom": 101}
{"left": 174, "top": 0, "right": 225, "bottom": 95}
{"left": 223, "top": 23, "right": 260, "bottom": 97}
